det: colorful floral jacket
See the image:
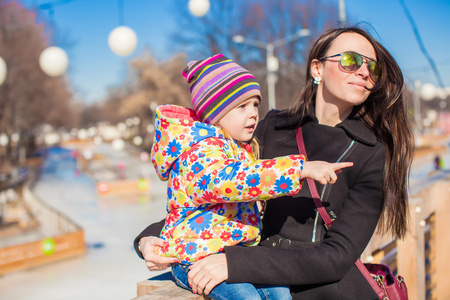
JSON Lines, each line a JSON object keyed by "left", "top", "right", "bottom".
{"left": 151, "top": 105, "right": 305, "bottom": 264}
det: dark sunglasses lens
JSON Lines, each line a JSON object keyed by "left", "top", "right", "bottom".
{"left": 368, "top": 61, "right": 381, "bottom": 82}
{"left": 340, "top": 52, "right": 363, "bottom": 71}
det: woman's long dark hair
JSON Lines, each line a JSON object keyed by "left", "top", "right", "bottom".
{"left": 289, "top": 27, "right": 414, "bottom": 239}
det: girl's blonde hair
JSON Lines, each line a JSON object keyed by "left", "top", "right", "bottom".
{"left": 219, "top": 128, "right": 260, "bottom": 160}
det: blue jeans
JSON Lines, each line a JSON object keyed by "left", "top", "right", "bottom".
{"left": 171, "top": 263, "right": 292, "bottom": 300}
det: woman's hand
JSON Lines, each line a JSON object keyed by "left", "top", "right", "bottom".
{"left": 188, "top": 253, "right": 228, "bottom": 295}
{"left": 139, "top": 236, "right": 179, "bottom": 271}
{"left": 303, "top": 161, "right": 353, "bottom": 185}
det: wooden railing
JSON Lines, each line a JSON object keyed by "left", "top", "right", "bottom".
{"left": 21, "top": 186, "right": 81, "bottom": 235}
{"left": 0, "top": 185, "right": 86, "bottom": 275}
{"left": 362, "top": 179, "right": 450, "bottom": 300}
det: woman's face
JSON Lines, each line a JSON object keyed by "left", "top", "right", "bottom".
{"left": 313, "top": 32, "right": 377, "bottom": 111}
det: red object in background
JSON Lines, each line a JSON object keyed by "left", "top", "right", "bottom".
{"left": 98, "top": 182, "right": 109, "bottom": 194}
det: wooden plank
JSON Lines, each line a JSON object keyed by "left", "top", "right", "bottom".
{"left": 434, "top": 182, "right": 450, "bottom": 299}
{"left": 135, "top": 273, "right": 208, "bottom": 300}
{"left": 0, "top": 229, "right": 86, "bottom": 275}
{"left": 97, "top": 179, "right": 150, "bottom": 198}
{"left": 133, "top": 284, "right": 205, "bottom": 300}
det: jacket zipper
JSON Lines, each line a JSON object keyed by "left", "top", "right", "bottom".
{"left": 311, "top": 140, "right": 357, "bottom": 242}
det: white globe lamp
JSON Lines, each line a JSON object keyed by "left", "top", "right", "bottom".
{"left": 426, "top": 109, "right": 438, "bottom": 122}
{"left": 133, "top": 136, "right": 143, "bottom": 146}
{"left": 188, "top": 0, "right": 210, "bottom": 17}
{"left": 0, "top": 56, "right": 7, "bottom": 86}
{"left": 39, "top": 46, "right": 69, "bottom": 77}
{"left": 112, "top": 138, "right": 125, "bottom": 151}
{"left": 420, "top": 83, "right": 437, "bottom": 101}
{"left": 108, "top": 26, "right": 138, "bottom": 56}
{"left": 0, "top": 133, "right": 8, "bottom": 147}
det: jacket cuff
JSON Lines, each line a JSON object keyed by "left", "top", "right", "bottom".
{"left": 133, "top": 219, "right": 165, "bottom": 259}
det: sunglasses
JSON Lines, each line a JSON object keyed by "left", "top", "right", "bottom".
{"left": 319, "top": 51, "right": 381, "bottom": 82}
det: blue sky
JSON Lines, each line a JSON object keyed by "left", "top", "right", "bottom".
{"left": 19, "top": 0, "right": 450, "bottom": 104}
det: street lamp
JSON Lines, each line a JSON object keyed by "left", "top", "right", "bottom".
{"left": 39, "top": 46, "right": 69, "bottom": 77}
{"left": 232, "top": 28, "right": 310, "bottom": 109}
{"left": 108, "top": 26, "right": 138, "bottom": 56}
{"left": 188, "top": 0, "right": 210, "bottom": 17}
{"left": 108, "top": 0, "right": 138, "bottom": 56}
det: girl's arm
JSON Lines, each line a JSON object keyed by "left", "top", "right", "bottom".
{"left": 185, "top": 138, "right": 305, "bottom": 205}
{"left": 187, "top": 139, "right": 352, "bottom": 205}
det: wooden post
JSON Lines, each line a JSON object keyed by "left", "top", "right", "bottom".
{"left": 434, "top": 181, "right": 450, "bottom": 298}
{"left": 397, "top": 197, "right": 425, "bottom": 300}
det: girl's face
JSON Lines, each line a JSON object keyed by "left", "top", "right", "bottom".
{"left": 216, "top": 97, "right": 260, "bottom": 142}
{"left": 313, "top": 32, "right": 377, "bottom": 111}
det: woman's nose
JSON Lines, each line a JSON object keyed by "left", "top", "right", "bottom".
{"left": 355, "top": 62, "right": 370, "bottom": 79}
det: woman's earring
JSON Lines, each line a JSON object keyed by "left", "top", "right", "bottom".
{"left": 313, "top": 77, "right": 321, "bottom": 85}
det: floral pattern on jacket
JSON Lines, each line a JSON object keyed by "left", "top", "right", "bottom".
{"left": 151, "top": 104, "right": 305, "bottom": 264}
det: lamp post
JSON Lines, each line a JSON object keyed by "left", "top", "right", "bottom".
{"left": 338, "top": 0, "right": 347, "bottom": 27}
{"left": 232, "top": 29, "right": 310, "bottom": 109}
{"left": 108, "top": 0, "right": 138, "bottom": 56}
{"left": 38, "top": 1, "right": 71, "bottom": 77}
{"left": 0, "top": 56, "right": 7, "bottom": 86}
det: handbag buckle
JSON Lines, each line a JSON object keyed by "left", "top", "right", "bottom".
{"left": 324, "top": 211, "right": 337, "bottom": 229}
{"left": 373, "top": 275, "right": 390, "bottom": 300}
{"left": 278, "top": 238, "right": 292, "bottom": 247}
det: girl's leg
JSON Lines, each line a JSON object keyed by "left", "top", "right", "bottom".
{"left": 172, "top": 263, "right": 262, "bottom": 300}
{"left": 208, "top": 281, "right": 262, "bottom": 300}
{"left": 255, "top": 284, "right": 292, "bottom": 300}
{"left": 171, "top": 263, "right": 192, "bottom": 291}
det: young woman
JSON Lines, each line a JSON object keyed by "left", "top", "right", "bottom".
{"left": 148, "top": 54, "right": 350, "bottom": 300}
{"left": 135, "top": 27, "right": 414, "bottom": 299}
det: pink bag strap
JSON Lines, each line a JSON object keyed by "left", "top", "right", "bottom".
{"left": 295, "top": 128, "right": 332, "bottom": 227}
{"left": 295, "top": 127, "right": 385, "bottom": 298}
{"left": 355, "top": 259, "right": 385, "bottom": 298}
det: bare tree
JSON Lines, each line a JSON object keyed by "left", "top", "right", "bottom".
{"left": 0, "top": 0, "right": 78, "bottom": 168}
{"left": 86, "top": 51, "right": 191, "bottom": 149}
{"left": 170, "top": 0, "right": 338, "bottom": 113}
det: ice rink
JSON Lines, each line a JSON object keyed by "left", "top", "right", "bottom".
{"left": 0, "top": 145, "right": 169, "bottom": 300}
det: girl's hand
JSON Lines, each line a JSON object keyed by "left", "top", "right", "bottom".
{"left": 188, "top": 253, "right": 228, "bottom": 295}
{"left": 139, "top": 236, "right": 179, "bottom": 271}
{"left": 302, "top": 161, "right": 353, "bottom": 185}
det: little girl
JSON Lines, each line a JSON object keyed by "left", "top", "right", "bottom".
{"left": 150, "top": 54, "right": 352, "bottom": 300}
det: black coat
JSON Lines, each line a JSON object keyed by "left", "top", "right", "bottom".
{"left": 135, "top": 109, "right": 384, "bottom": 299}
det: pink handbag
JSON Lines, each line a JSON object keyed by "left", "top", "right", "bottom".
{"left": 295, "top": 128, "right": 408, "bottom": 300}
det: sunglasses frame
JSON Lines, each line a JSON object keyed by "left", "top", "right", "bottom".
{"left": 319, "top": 51, "right": 381, "bottom": 82}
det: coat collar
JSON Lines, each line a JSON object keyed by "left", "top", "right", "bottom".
{"left": 273, "top": 108, "right": 377, "bottom": 146}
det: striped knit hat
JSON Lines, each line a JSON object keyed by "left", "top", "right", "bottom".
{"left": 182, "top": 53, "right": 261, "bottom": 124}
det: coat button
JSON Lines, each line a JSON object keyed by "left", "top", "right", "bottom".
{"left": 272, "top": 242, "right": 276, "bottom": 247}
